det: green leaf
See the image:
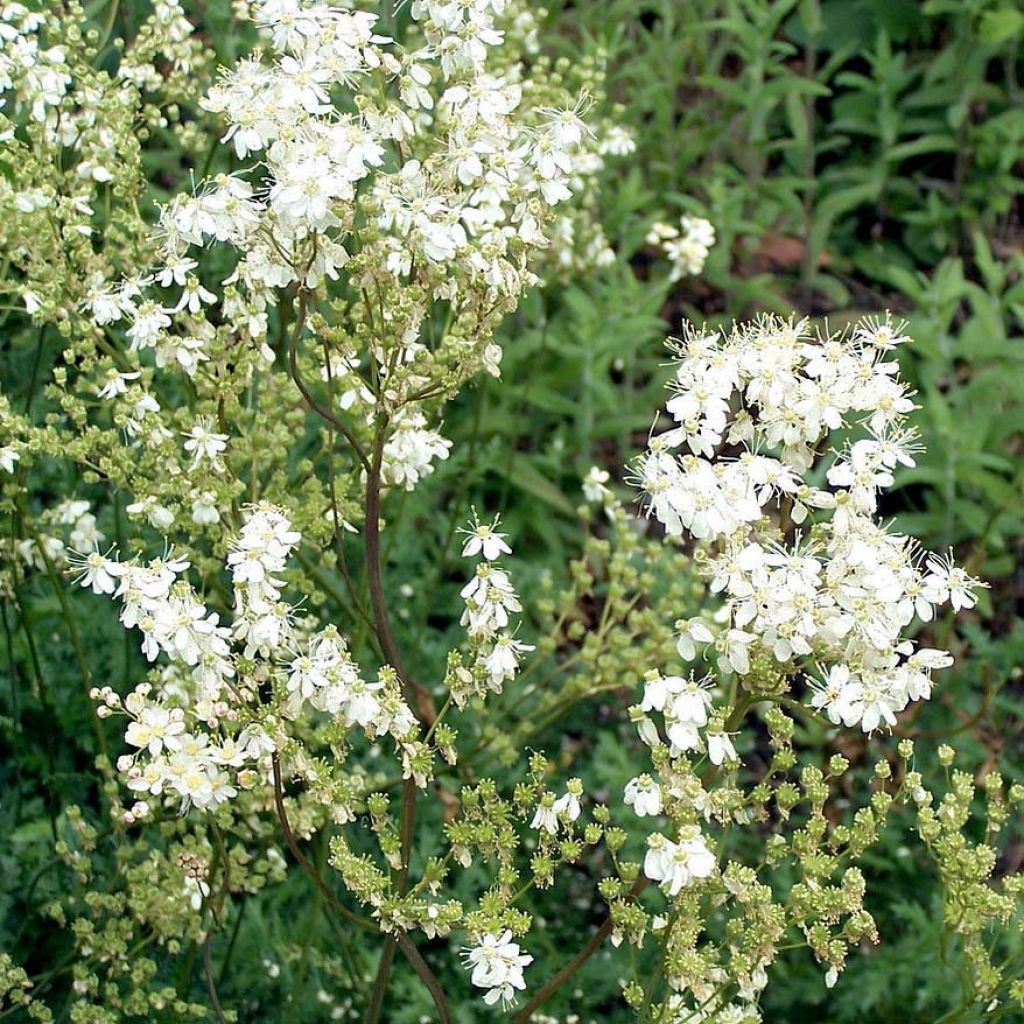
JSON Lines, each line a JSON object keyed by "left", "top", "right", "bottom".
{"left": 978, "top": 8, "right": 1024, "bottom": 45}
{"left": 495, "top": 455, "right": 575, "bottom": 517}
{"left": 808, "top": 177, "right": 883, "bottom": 267}
{"left": 970, "top": 231, "right": 1004, "bottom": 293}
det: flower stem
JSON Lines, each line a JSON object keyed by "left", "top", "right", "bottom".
{"left": 512, "top": 875, "right": 651, "bottom": 1024}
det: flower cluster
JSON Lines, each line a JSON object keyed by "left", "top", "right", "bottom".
{"left": 380, "top": 409, "right": 452, "bottom": 491}
{"left": 4, "top": 0, "right": 1013, "bottom": 1019}
{"left": 103, "top": 678, "right": 269, "bottom": 815}
{"left": 0, "top": 3, "right": 71, "bottom": 128}
{"left": 452, "top": 513, "right": 533, "bottom": 704}
{"left": 85, "top": 0, "right": 604, "bottom": 399}
{"left": 91, "top": 549, "right": 233, "bottom": 686}
{"left": 228, "top": 504, "right": 301, "bottom": 657}
{"left": 0, "top": 0, "right": 210, "bottom": 318}
{"left": 462, "top": 930, "right": 533, "bottom": 1008}
{"left": 643, "top": 827, "right": 716, "bottom": 896}
{"left": 76, "top": 504, "right": 417, "bottom": 816}
{"left": 78, "top": 539, "right": 257, "bottom": 813}
{"left": 544, "top": 117, "right": 637, "bottom": 278}
{"left": 646, "top": 214, "right": 716, "bottom": 281}
{"left": 625, "top": 670, "right": 724, "bottom": 898}
{"left": 636, "top": 315, "right": 983, "bottom": 732}
{"left": 634, "top": 670, "right": 738, "bottom": 764}
{"left": 9, "top": 498, "right": 104, "bottom": 574}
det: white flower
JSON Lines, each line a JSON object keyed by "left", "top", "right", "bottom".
{"left": 191, "top": 493, "right": 220, "bottom": 525}
{"left": 270, "top": 154, "right": 341, "bottom": 228}
{"left": 462, "top": 931, "right": 533, "bottom": 1008}
{"left": 69, "top": 548, "right": 118, "bottom": 595}
{"left": 126, "top": 301, "right": 171, "bottom": 351}
{"left": 126, "top": 496, "right": 175, "bottom": 530}
{"left": 183, "top": 417, "right": 228, "bottom": 468}
{"left": 461, "top": 516, "right": 512, "bottom": 561}
{"left": 481, "top": 634, "right": 534, "bottom": 686}
{"left": 69, "top": 512, "right": 103, "bottom": 551}
{"left": 641, "top": 671, "right": 685, "bottom": 714}
{"left": 125, "top": 705, "right": 185, "bottom": 756}
{"left": 666, "top": 675, "right": 713, "bottom": 727}
{"left": 553, "top": 786, "right": 581, "bottom": 823}
{"left": 154, "top": 254, "right": 197, "bottom": 287}
{"left": 923, "top": 551, "right": 984, "bottom": 612}
{"left": 96, "top": 369, "right": 141, "bottom": 400}
{"left": 675, "top": 618, "right": 714, "bottom": 661}
{"left": 183, "top": 875, "right": 211, "bottom": 911}
{"left": 598, "top": 125, "right": 635, "bottom": 157}
{"left": 643, "top": 828, "right": 716, "bottom": 896}
{"left": 719, "top": 628, "right": 755, "bottom": 675}
{"left": 707, "top": 731, "right": 738, "bottom": 766}
{"left": 665, "top": 717, "right": 701, "bottom": 755}
{"left": 582, "top": 465, "right": 611, "bottom": 503}
{"left": 624, "top": 774, "right": 662, "bottom": 817}
{"left": 344, "top": 678, "right": 385, "bottom": 728}
{"left": 530, "top": 799, "right": 558, "bottom": 835}
{"left": 174, "top": 277, "right": 217, "bottom": 314}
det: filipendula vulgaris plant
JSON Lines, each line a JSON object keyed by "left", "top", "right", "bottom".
{"left": 2, "top": 0, "right": 1022, "bottom": 1021}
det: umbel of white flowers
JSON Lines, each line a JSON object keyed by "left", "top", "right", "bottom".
{"left": 602, "top": 315, "right": 984, "bottom": 1014}
{"left": 59, "top": 0, "right": 638, "bottom": 516}
{"left": 461, "top": 930, "right": 534, "bottom": 1009}
{"left": 634, "top": 314, "right": 982, "bottom": 737}
{"left": 78, "top": 504, "right": 418, "bottom": 817}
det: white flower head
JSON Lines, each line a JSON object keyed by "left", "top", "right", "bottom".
{"left": 460, "top": 512, "right": 512, "bottom": 561}
{"left": 462, "top": 931, "right": 533, "bottom": 1008}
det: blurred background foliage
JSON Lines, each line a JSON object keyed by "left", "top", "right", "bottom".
{"left": 4, "top": 0, "right": 1024, "bottom": 1021}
